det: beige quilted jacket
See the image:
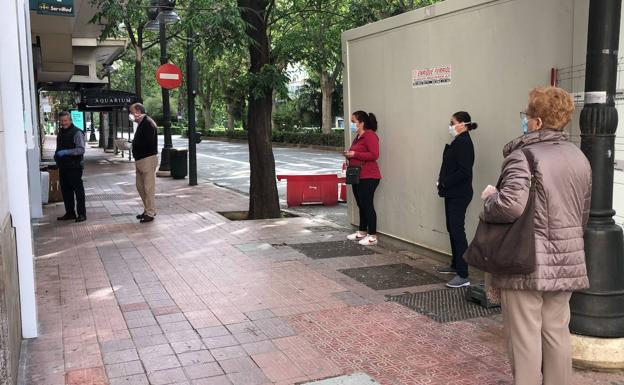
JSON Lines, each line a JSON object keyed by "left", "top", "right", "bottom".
{"left": 484, "top": 129, "right": 592, "bottom": 291}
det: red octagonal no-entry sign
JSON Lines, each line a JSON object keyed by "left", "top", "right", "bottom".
{"left": 156, "top": 63, "right": 183, "bottom": 89}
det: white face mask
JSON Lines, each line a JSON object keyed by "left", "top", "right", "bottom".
{"left": 448, "top": 124, "right": 458, "bottom": 138}
{"left": 129, "top": 113, "right": 135, "bottom": 122}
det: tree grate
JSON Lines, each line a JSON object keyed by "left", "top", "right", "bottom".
{"left": 388, "top": 287, "right": 501, "bottom": 323}
{"left": 339, "top": 263, "right": 442, "bottom": 290}
{"left": 289, "top": 240, "right": 376, "bottom": 259}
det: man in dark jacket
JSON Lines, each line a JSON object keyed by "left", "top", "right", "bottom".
{"left": 130, "top": 103, "right": 158, "bottom": 223}
{"left": 55, "top": 111, "right": 87, "bottom": 222}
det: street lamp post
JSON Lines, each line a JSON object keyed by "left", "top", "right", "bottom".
{"left": 89, "top": 112, "right": 97, "bottom": 142}
{"left": 186, "top": 29, "right": 197, "bottom": 186}
{"left": 570, "top": 0, "right": 624, "bottom": 338}
{"left": 146, "top": 0, "right": 180, "bottom": 176}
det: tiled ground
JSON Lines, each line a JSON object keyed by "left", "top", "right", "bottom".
{"left": 26, "top": 140, "right": 623, "bottom": 385}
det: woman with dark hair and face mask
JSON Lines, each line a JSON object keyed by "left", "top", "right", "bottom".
{"left": 437, "top": 111, "right": 478, "bottom": 288}
{"left": 345, "top": 110, "right": 381, "bottom": 246}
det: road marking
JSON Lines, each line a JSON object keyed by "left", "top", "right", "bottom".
{"left": 197, "top": 153, "right": 249, "bottom": 165}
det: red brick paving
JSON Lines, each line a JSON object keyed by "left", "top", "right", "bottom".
{"left": 24, "top": 139, "right": 623, "bottom": 385}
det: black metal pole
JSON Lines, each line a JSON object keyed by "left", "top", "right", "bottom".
{"left": 107, "top": 110, "right": 115, "bottom": 150}
{"left": 186, "top": 29, "right": 197, "bottom": 186}
{"left": 114, "top": 110, "right": 119, "bottom": 155}
{"left": 570, "top": 0, "right": 624, "bottom": 338}
{"left": 158, "top": 17, "right": 173, "bottom": 174}
{"left": 89, "top": 112, "right": 96, "bottom": 142}
{"left": 98, "top": 111, "right": 105, "bottom": 148}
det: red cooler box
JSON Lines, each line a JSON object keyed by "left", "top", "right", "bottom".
{"left": 277, "top": 174, "right": 339, "bottom": 207}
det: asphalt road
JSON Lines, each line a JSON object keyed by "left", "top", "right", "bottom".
{"left": 168, "top": 136, "right": 352, "bottom": 227}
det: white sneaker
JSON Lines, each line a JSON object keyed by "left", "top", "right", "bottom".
{"left": 359, "top": 235, "right": 378, "bottom": 246}
{"left": 347, "top": 231, "right": 367, "bottom": 241}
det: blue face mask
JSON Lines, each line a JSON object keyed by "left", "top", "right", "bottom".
{"left": 521, "top": 115, "right": 529, "bottom": 135}
{"left": 350, "top": 122, "right": 357, "bottom": 132}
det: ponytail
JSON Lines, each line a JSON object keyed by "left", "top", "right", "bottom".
{"left": 368, "top": 113, "right": 378, "bottom": 131}
{"left": 352, "top": 110, "right": 378, "bottom": 131}
{"left": 452, "top": 111, "right": 478, "bottom": 131}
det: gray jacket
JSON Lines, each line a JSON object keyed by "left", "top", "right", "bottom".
{"left": 484, "top": 129, "right": 592, "bottom": 291}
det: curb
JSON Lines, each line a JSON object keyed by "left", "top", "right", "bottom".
{"left": 202, "top": 136, "right": 344, "bottom": 152}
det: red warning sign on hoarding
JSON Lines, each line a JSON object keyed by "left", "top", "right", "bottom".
{"left": 156, "top": 63, "right": 183, "bottom": 89}
{"left": 412, "top": 65, "right": 452, "bottom": 88}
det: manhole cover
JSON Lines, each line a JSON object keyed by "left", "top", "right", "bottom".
{"left": 304, "top": 226, "right": 342, "bottom": 233}
{"left": 339, "top": 263, "right": 442, "bottom": 290}
{"left": 388, "top": 287, "right": 501, "bottom": 323}
{"left": 289, "top": 240, "right": 376, "bottom": 259}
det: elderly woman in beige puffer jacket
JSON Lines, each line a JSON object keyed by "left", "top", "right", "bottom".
{"left": 481, "top": 86, "right": 592, "bottom": 385}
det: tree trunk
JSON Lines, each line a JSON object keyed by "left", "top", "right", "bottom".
{"left": 226, "top": 102, "right": 235, "bottom": 131}
{"left": 198, "top": 77, "right": 212, "bottom": 131}
{"left": 320, "top": 71, "right": 334, "bottom": 134}
{"left": 238, "top": 0, "right": 280, "bottom": 219}
{"left": 134, "top": 46, "right": 143, "bottom": 99}
{"left": 271, "top": 90, "right": 278, "bottom": 131}
{"left": 200, "top": 99, "right": 212, "bottom": 131}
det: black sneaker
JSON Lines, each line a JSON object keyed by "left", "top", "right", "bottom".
{"left": 140, "top": 214, "right": 154, "bottom": 223}
{"left": 136, "top": 212, "right": 145, "bottom": 220}
{"left": 57, "top": 214, "right": 76, "bottom": 221}
{"left": 75, "top": 215, "right": 87, "bottom": 223}
{"left": 435, "top": 266, "right": 457, "bottom": 275}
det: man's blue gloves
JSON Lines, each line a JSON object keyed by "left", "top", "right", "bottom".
{"left": 56, "top": 149, "right": 70, "bottom": 157}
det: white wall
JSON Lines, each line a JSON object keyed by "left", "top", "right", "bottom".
{"left": 17, "top": 0, "right": 43, "bottom": 220}
{"left": 0, "top": 0, "right": 39, "bottom": 338}
{"left": 342, "top": 0, "right": 578, "bottom": 253}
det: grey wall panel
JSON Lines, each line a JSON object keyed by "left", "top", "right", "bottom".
{"left": 343, "top": 0, "right": 578, "bottom": 253}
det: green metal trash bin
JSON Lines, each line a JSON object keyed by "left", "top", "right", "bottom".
{"left": 170, "top": 148, "right": 188, "bottom": 179}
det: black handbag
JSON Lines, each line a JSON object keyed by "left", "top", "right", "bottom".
{"left": 462, "top": 148, "right": 537, "bottom": 275}
{"left": 345, "top": 160, "right": 361, "bottom": 185}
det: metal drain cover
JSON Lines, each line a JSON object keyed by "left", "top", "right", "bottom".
{"left": 304, "top": 226, "right": 342, "bottom": 233}
{"left": 389, "top": 287, "right": 501, "bottom": 323}
{"left": 289, "top": 240, "right": 376, "bottom": 259}
{"left": 86, "top": 193, "right": 133, "bottom": 201}
{"left": 339, "top": 263, "right": 442, "bottom": 290}
{"left": 301, "top": 373, "right": 380, "bottom": 385}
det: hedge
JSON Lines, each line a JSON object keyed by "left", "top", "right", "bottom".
{"left": 204, "top": 129, "right": 345, "bottom": 147}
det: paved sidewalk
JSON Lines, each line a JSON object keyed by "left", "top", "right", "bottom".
{"left": 26, "top": 141, "right": 623, "bottom": 385}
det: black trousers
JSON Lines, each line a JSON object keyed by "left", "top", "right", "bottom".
{"left": 444, "top": 196, "right": 472, "bottom": 278}
{"left": 352, "top": 179, "right": 380, "bottom": 235}
{"left": 59, "top": 167, "right": 86, "bottom": 217}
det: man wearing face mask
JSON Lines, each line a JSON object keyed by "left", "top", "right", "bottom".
{"left": 129, "top": 103, "right": 158, "bottom": 223}
{"left": 437, "top": 111, "right": 478, "bottom": 288}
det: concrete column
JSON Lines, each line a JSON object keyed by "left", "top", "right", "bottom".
{"left": 16, "top": 0, "right": 42, "bottom": 220}
{"left": 0, "top": 0, "right": 38, "bottom": 338}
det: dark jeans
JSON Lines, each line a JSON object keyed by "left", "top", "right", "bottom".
{"left": 352, "top": 179, "right": 380, "bottom": 235}
{"left": 444, "top": 196, "right": 472, "bottom": 278}
{"left": 59, "top": 167, "right": 86, "bottom": 217}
